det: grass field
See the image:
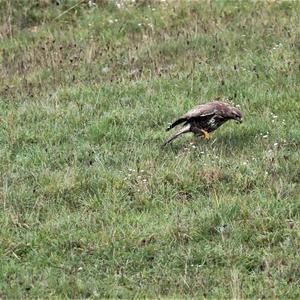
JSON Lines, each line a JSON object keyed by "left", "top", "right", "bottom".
{"left": 1, "top": 0, "right": 300, "bottom": 298}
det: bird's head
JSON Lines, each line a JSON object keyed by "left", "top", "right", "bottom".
{"left": 229, "top": 106, "right": 242, "bottom": 123}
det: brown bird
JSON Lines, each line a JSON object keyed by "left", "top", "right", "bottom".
{"left": 163, "top": 101, "right": 242, "bottom": 146}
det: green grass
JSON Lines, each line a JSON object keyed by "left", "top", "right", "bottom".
{"left": 1, "top": 0, "right": 300, "bottom": 298}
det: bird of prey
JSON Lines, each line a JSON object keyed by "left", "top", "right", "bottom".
{"left": 163, "top": 101, "right": 242, "bottom": 146}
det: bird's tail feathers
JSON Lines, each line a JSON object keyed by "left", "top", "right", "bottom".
{"left": 166, "top": 118, "right": 186, "bottom": 131}
{"left": 163, "top": 124, "right": 191, "bottom": 146}
{"left": 166, "top": 125, "right": 172, "bottom": 131}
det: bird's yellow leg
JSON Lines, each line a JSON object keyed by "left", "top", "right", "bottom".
{"left": 200, "top": 129, "right": 210, "bottom": 140}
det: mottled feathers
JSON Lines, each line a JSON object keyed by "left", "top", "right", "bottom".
{"left": 164, "top": 101, "right": 242, "bottom": 146}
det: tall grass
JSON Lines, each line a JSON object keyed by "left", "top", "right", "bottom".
{"left": 0, "top": 0, "right": 299, "bottom": 298}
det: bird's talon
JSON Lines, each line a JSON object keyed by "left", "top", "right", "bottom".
{"left": 201, "top": 130, "right": 210, "bottom": 140}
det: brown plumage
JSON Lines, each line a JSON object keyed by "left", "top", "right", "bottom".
{"left": 163, "top": 101, "right": 242, "bottom": 146}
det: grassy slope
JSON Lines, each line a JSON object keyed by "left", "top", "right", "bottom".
{"left": 0, "top": 0, "right": 300, "bottom": 298}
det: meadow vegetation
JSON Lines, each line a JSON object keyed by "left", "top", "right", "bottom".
{"left": 0, "top": 0, "right": 299, "bottom": 298}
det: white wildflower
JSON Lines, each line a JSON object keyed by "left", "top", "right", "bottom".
{"left": 101, "top": 66, "right": 109, "bottom": 74}
{"left": 266, "top": 149, "right": 275, "bottom": 160}
{"left": 93, "top": 290, "right": 100, "bottom": 297}
{"left": 88, "top": 1, "right": 96, "bottom": 7}
{"left": 116, "top": 0, "right": 125, "bottom": 9}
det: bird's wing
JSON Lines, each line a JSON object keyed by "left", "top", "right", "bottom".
{"left": 166, "top": 102, "right": 220, "bottom": 131}
{"left": 181, "top": 103, "right": 219, "bottom": 119}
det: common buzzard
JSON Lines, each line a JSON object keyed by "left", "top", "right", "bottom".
{"left": 163, "top": 101, "right": 242, "bottom": 146}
